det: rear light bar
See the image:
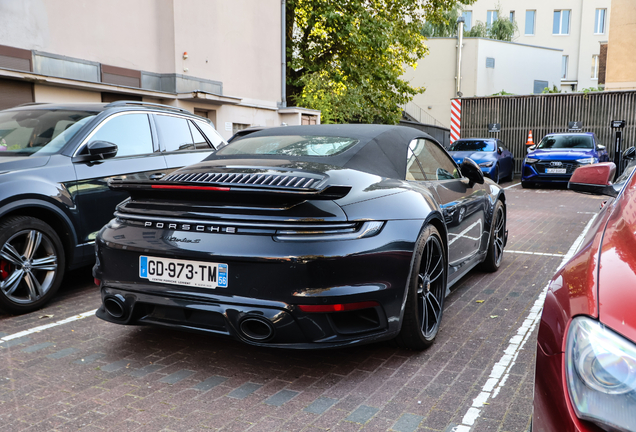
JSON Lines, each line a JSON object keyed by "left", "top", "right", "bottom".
{"left": 297, "top": 301, "right": 379, "bottom": 313}
{"left": 151, "top": 185, "right": 231, "bottom": 191}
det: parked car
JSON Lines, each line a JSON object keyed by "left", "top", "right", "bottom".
{"left": 0, "top": 101, "right": 225, "bottom": 313}
{"left": 533, "top": 161, "right": 636, "bottom": 431}
{"left": 448, "top": 138, "right": 514, "bottom": 183}
{"left": 521, "top": 132, "right": 609, "bottom": 188}
{"left": 93, "top": 124, "right": 507, "bottom": 350}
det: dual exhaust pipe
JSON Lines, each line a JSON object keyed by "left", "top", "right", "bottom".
{"left": 103, "top": 294, "right": 275, "bottom": 342}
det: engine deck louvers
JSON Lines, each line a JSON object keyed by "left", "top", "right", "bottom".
{"left": 162, "top": 172, "right": 322, "bottom": 190}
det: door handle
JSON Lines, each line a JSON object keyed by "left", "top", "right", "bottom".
{"left": 149, "top": 173, "right": 166, "bottom": 180}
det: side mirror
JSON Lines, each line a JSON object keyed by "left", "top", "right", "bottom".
{"left": 526, "top": 145, "right": 536, "bottom": 153}
{"left": 568, "top": 162, "right": 617, "bottom": 197}
{"left": 597, "top": 144, "right": 606, "bottom": 151}
{"left": 497, "top": 147, "right": 503, "bottom": 155}
{"left": 87, "top": 141, "right": 118, "bottom": 160}
{"left": 460, "top": 158, "right": 485, "bottom": 185}
{"left": 623, "top": 146, "right": 636, "bottom": 160}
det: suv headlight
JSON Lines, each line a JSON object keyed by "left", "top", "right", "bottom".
{"left": 566, "top": 316, "right": 636, "bottom": 432}
{"left": 479, "top": 161, "right": 494, "bottom": 167}
{"left": 577, "top": 157, "right": 598, "bottom": 165}
{"left": 525, "top": 157, "right": 538, "bottom": 164}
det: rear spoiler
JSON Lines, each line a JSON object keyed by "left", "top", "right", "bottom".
{"left": 108, "top": 178, "right": 352, "bottom": 202}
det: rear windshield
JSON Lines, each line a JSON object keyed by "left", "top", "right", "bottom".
{"left": 537, "top": 135, "right": 594, "bottom": 149}
{"left": 217, "top": 135, "right": 358, "bottom": 157}
{"left": 449, "top": 140, "right": 495, "bottom": 152}
{"left": 0, "top": 109, "right": 97, "bottom": 156}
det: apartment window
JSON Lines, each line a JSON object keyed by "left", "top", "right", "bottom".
{"left": 509, "top": 11, "right": 515, "bottom": 22}
{"left": 553, "top": 10, "right": 571, "bottom": 35}
{"left": 462, "top": 11, "right": 473, "bottom": 31}
{"left": 594, "top": 9, "right": 606, "bottom": 34}
{"left": 533, "top": 80, "right": 549, "bottom": 94}
{"left": 592, "top": 55, "right": 599, "bottom": 79}
{"left": 525, "top": 11, "right": 536, "bottom": 35}
{"left": 487, "top": 10, "right": 498, "bottom": 28}
{"left": 561, "top": 56, "right": 568, "bottom": 79}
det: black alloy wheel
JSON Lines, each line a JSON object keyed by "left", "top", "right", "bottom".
{"left": 0, "top": 216, "right": 65, "bottom": 313}
{"left": 481, "top": 200, "right": 505, "bottom": 272}
{"left": 396, "top": 225, "right": 446, "bottom": 350}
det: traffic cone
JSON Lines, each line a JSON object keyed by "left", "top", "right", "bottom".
{"left": 526, "top": 130, "right": 534, "bottom": 146}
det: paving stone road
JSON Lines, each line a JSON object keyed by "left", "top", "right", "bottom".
{"left": 0, "top": 182, "right": 606, "bottom": 432}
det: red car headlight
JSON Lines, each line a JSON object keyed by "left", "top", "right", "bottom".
{"left": 565, "top": 316, "right": 636, "bottom": 431}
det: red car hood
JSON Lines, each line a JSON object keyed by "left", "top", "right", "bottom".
{"left": 597, "top": 179, "right": 636, "bottom": 343}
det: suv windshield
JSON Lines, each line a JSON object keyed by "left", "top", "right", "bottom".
{"left": 217, "top": 135, "right": 358, "bottom": 157}
{"left": 0, "top": 109, "right": 97, "bottom": 156}
{"left": 449, "top": 140, "right": 495, "bottom": 152}
{"left": 537, "top": 134, "right": 594, "bottom": 150}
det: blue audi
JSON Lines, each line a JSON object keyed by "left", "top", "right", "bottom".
{"left": 448, "top": 138, "right": 514, "bottom": 183}
{"left": 521, "top": 132, "right": 609, "bottom": 188}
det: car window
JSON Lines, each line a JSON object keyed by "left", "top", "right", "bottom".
{"left": 538, "top": 135, "right": 594, "bottom": 149}
{"left": 416, "top": 139, "right": 461, "bottom": 180}
{"left": 194, "top": 120, "right": 225, "bottom": 149}
{"left": 406, "top": 140, "right": 427, "bottom": 181}
{"left": 449, "top": 140, "right": 495, "bottom": 152}
{"left": 89, "top": 113, "right": 153, "bottom": 158}
{"left": 154, "top": 114, "right": 195, "bottom": 152}
{"left": 187, "top": 121, "right": 212, "bottom": 150}
{"left": 0, "top": 109, "right": 96, "bottom": 156}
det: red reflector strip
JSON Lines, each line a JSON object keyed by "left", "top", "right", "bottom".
{"left": 151, "top": 185, "right": 231, "bottom": 191}
{"left": 94, "top": 278, "right": 101, "bottom": 286}
{"left": 297, "top": 301, "right": 379, "bottom": 313}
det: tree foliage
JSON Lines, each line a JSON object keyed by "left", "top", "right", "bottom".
{"left": 286, "top": 0, "right": 473, "bottom": 124}
{"left": 422, "top": 5, "right": 516, "bottom": 41}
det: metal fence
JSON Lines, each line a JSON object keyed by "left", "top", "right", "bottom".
{"left": 460, "top": 90, "right": 636, "bottom": 172}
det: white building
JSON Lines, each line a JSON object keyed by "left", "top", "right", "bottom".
{"left": 461, "top": 0, "right": 611, "bottom": 92}
{"left": 403, "top": 38, "right": 562, "bottom": 128}
{"left": 0, "top": 0, "right": 319, "bottom": 139}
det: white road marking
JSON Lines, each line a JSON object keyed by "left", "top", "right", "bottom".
{"left": 0, "top": 309, "right": 97, "bottom": 346}
{"left": 454, "top": 213, "right": 598, "bottom": 431}
{"left": 503, "top": 183, "right": 521, "bottom": 190}
{"left": 448, "top": 220, "right": 482, "bottom": 246}
{"left": 506, "top": 250, "right": 564, "bottom": 257}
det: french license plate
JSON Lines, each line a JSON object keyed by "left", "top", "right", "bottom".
{"left": 546, "top": 168, "right": 567, "bottom": 174}
{"left": 139, "top": 256, "right": 228, "bottom": 289}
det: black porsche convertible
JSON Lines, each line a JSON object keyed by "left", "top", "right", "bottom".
{"left": 93, "top": 125, "right": 507, "bottom": 350}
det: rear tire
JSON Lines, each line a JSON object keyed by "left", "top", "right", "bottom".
{"left": 0, "top": 216, "right": 65, "bottom": 314}
{"left": 396, "top": 225, "right": 446, "bottom": 350}
{"left": 521, "top": 181, "right": 533, "bottom": 188}
{"left": 481, "top": 201, "right": 505, "bottom": 272}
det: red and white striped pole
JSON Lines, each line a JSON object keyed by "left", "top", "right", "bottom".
{"left": 450, "top": 98, "right": 461, "bottom": 144}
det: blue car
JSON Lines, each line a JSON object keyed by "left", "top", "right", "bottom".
{"left": 521, "top": 132, "right": 609, "bottom": 188}
{"left": 448, "top": 138, "right": 514, "bottom": 183}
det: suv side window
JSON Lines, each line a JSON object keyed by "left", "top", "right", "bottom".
{"left": 89, "top": 113, "right": 154, "bottom": 157}
{"left": 154, "top": 114, "right": 196, "bottom": 152}
{"left": 194, "top": 120, "right": 225, "bottom": 149}
{"left": 416, "top": 139, "right": 461, "bottom": 180}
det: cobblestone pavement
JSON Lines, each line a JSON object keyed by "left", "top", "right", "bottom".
{"left": 0, "top": 183, "right": 607, "bottom": 432}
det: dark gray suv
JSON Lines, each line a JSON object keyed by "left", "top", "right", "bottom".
{"left": 0, "top": 101, "right": 225, "bottom": 313}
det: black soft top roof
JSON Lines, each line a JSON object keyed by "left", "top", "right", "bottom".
{"left": 215, "top": 124, "right": 437, "bottom": 179}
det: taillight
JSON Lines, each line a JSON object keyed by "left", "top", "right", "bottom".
{"left": 297, "top": 301, "right": 379, "bottom": 313}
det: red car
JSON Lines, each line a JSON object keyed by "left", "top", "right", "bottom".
{"left": 533, "top": 162, "right": 636, "bottom": 432}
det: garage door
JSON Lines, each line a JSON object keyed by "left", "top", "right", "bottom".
{"left": 0, "top": 78, "right": 34, "bottom": 110}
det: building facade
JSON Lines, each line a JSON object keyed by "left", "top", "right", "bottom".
{"left": 0, "top": 0, "right": 319, "bottom": 139}
{"left": 403, "top": 38, "right": 562, "bottom": 129}
{"left": 604, "top": 0, "right": 636, "bottom": 90}
{"left": 462, "top": 0, "right": 611, "bottom": 92}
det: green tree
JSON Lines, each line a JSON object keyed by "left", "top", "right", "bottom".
{"left": 286, "top": 0, "right": 474, "bottom": 124}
